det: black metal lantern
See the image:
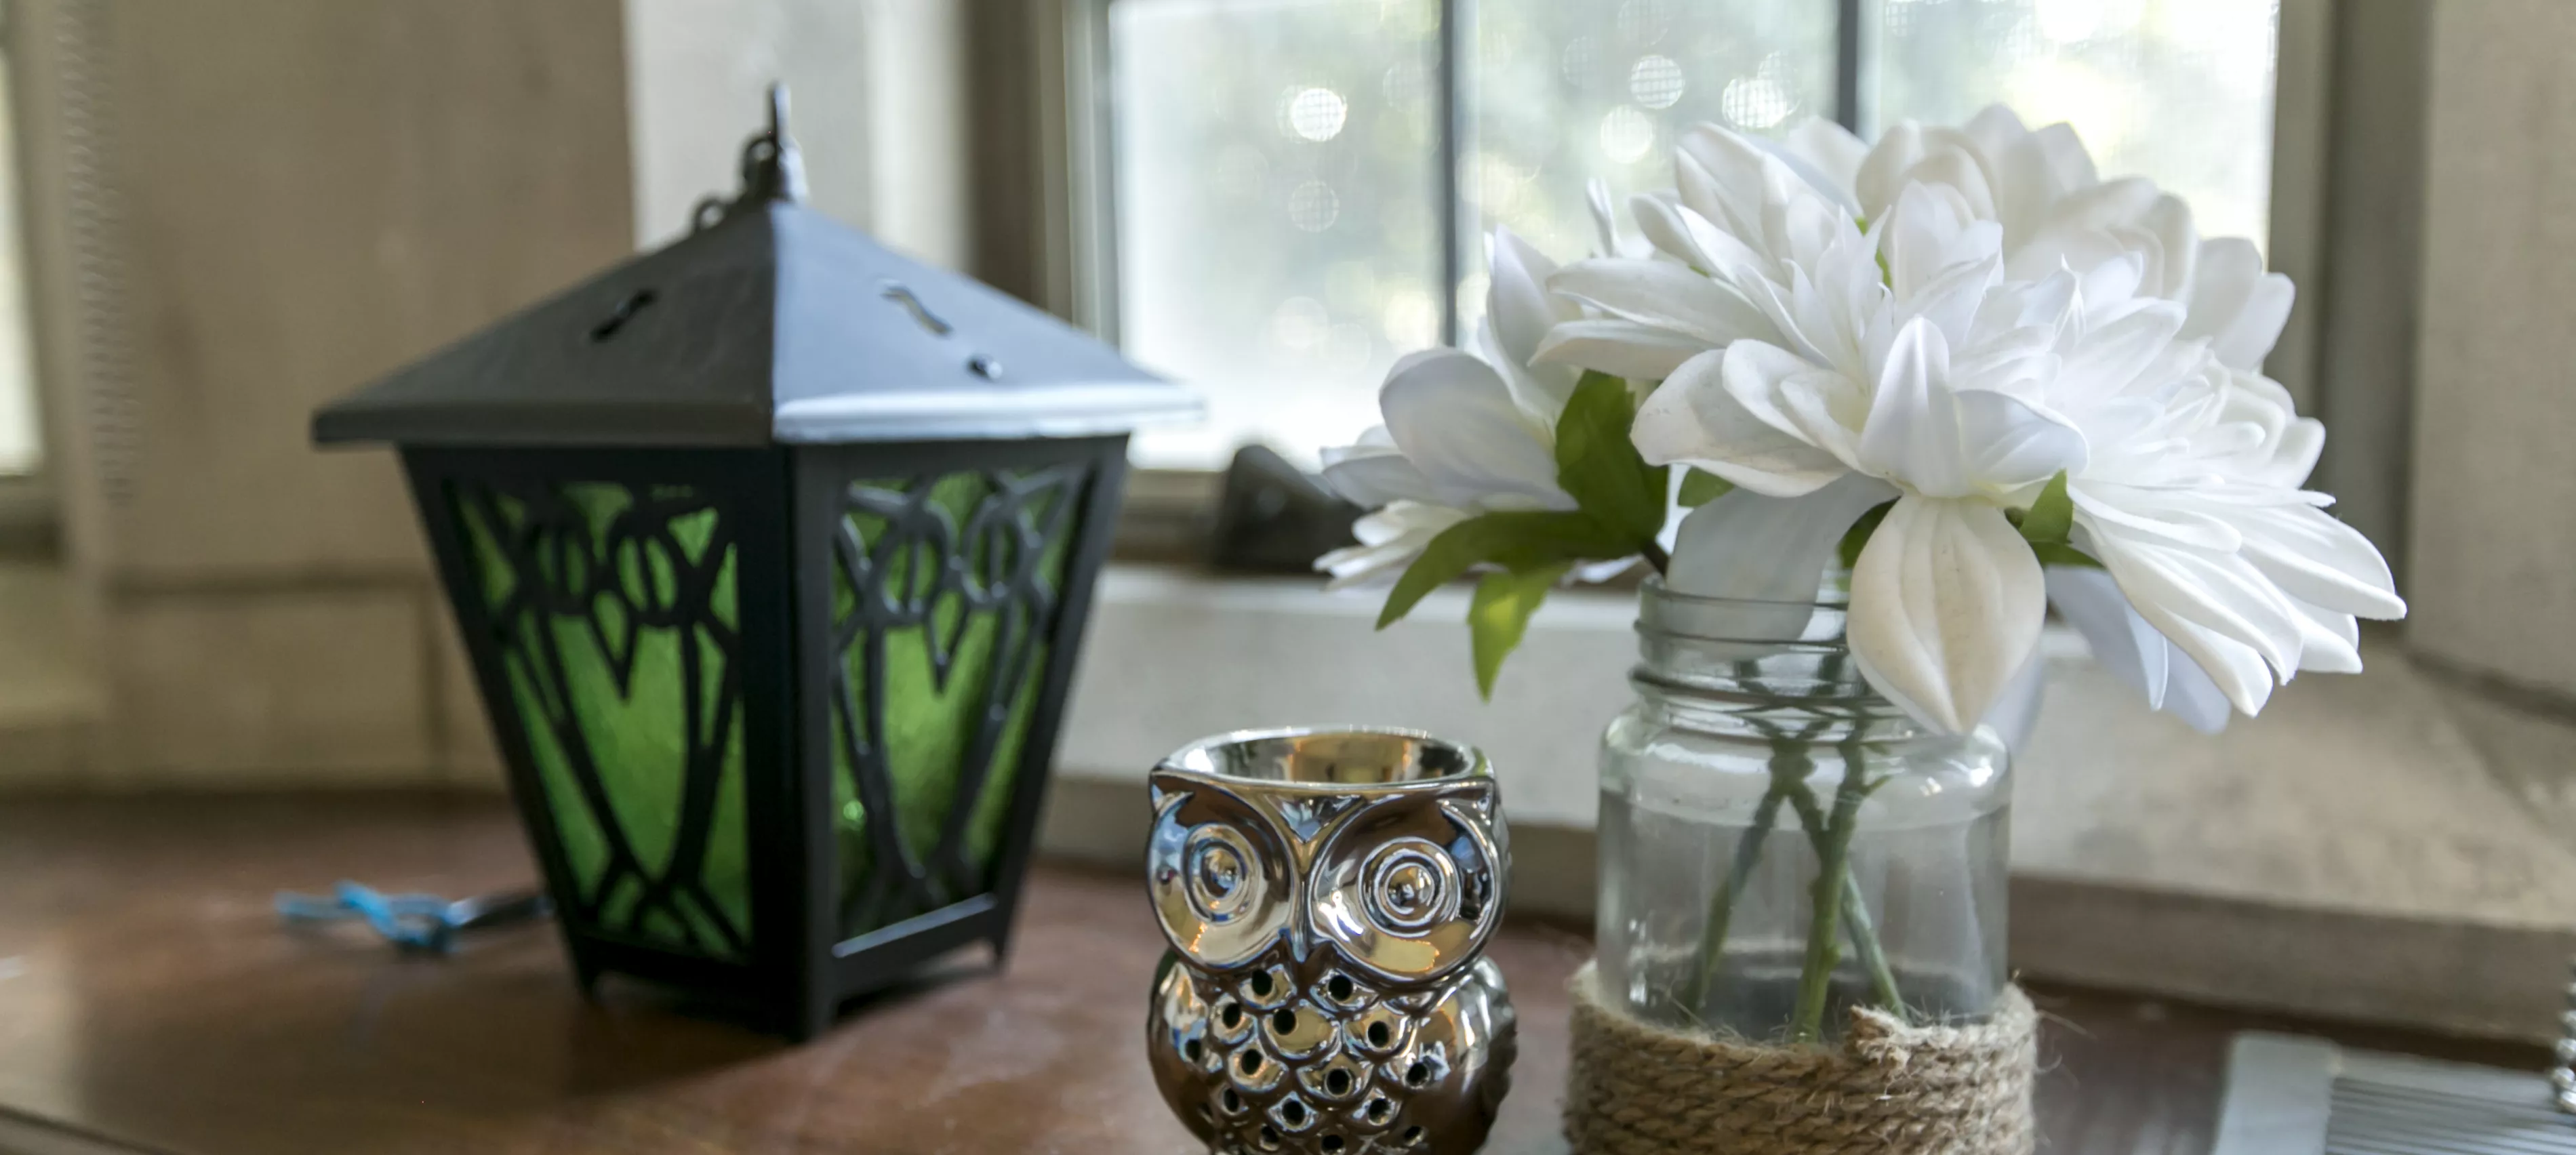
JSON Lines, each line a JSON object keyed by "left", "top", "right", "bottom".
{"left": 313, "top": 91, "right": 1193, "bottom": 1038}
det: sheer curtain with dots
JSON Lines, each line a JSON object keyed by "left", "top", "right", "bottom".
{"left": 1102, "top": 0, "right": 2280, "bottom": 469}
{"left": 1110, "top": 0, "right": 1445, "bottom": 468}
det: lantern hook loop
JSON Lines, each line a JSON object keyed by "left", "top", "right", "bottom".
{"left": 692, "top": 83, "right": 808, "bottom": 232}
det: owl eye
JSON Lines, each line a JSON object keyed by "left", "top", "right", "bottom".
{"left": 1361, "top": 839, "right": 1460, "bottom": 934}
{"left": 1148, "top": 777, "right": 1295, "bottom": 969}
{"left": 1307, "top": 790, "right": 1501, "bottom": 986}
{"left": 1184, "top": 826, "right": 1259, "bottom": 921}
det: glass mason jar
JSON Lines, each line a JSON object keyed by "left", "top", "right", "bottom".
{"left": 1596, "top": 575, "right": 2013, "bottom": 1042}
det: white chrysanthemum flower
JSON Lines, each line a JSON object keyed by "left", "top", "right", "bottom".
{"left": 1605, "top": 180, "right": 2089, "bottom": 731}
{"left": 1554, "top": 113, "right": 2403, "bottom": 733}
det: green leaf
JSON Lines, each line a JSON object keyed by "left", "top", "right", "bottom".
{"left": 2030, "top": 542, "right": 2105, "bottom": 569}
{"left": 1836, "top": 500, "right": 1896, "bottom": 571}
{"left": 1375, "top": 510, "right": 1630, "bottom": 630}
{"left": 2018, "top": 470, "right": 2075, "bottom": 545}
{"left": 1554, "top": 371, "right": 1670, "bottom": 543}
{"left": 1677, "top": 469, "right": 1734, "bottom": 508}
{"left": 1469, "top": 562, "right": 1572, "bottom": 700}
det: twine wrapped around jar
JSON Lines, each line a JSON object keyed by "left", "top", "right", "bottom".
{"left": 1564, "top": 961, "right": 2036, "bottom": 1155}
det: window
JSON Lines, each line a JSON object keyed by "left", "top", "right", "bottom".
{"left": 0, "top": 28, "right": 39, "bottom": 479}
{"left": 1098, "top": 0, "right": 2282, "bottom": 468}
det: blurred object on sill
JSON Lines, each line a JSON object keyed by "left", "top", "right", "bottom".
{"left": 1110, "top": 466, "right": 1221, "bottom": 565}
{"left": 1209, "top": 445, "right": 1356, "bottom": 575}
{"left": 2217, "top": 1032, "right": 2571, "bottom": 1154}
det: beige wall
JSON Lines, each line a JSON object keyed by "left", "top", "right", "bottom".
{"left": 623, "top": 0, "right": 873, "bottom": 249}
{"left": 0, "top": 0, "right": 994, "bottom": 789}
{"left": 2409, "top": 0, "right": 2576, "bottom": 696}
{"left": 623, "top": 0, "right": 975, "bottom": 270}
{"left": 19, "top": 0, "right": 634, "bottom": 784}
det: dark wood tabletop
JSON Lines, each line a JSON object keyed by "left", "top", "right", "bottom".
{"left": 0, "top": 794, "right": 2543, "bottom": 1155}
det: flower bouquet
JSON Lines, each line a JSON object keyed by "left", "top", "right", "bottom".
{"left": 1318, "top": 105, "right": 2405, "bottom": 1147}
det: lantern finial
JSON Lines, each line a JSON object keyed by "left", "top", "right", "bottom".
{"left": 749, "top": 83, "right": 807, "bottom": 204}
{"left": 691, "top": 83, "right": 807, "bottom": 231}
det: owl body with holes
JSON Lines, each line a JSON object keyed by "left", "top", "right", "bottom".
{"left": 1144, "top": 729, "right": 1516, "bottom": 1155}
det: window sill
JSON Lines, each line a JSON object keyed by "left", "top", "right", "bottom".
{"left": 1050, "top": 563, "right": 2576, "bottom": 1042}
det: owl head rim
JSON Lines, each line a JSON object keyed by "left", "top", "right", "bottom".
{"left": 1154, "top": 725, "right": 1490, "bottom": 793}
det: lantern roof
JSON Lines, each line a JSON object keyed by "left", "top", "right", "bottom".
{"left": 314, "top": 88, "right": 1196, "bottom": 447}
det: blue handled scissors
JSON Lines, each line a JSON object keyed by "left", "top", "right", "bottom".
{"left": 276, "top": 882, "right": 549, "bottom": 954}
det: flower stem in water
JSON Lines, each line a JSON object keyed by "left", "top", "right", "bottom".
{"left": 1681, "top": 739, "right": 1807, "bottom": 1017}
{"left": 1788, "top": 754, "right": 1872, "bottom": 1042}
{"left": 1782, "top": 742, "right": 1908, "bottom": 1024}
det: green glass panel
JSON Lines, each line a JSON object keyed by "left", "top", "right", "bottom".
{"left": 830, "top": 468, "right": 1085, "bottom": 938}
{"left": 449, "top": 481, "right": 750, "bottom": 960}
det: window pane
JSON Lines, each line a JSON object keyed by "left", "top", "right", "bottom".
{"left": 1109, "top": 0, "right": 1443, "bottom": 468}
{"left": 1876, "top": 0, "right": 2280, "bottom": 247}
{"left": 0, "top": 49, "right": 37, "bottom": 477}
{"left": 1463, "top": 0, "right": 1837, "bottom": 326}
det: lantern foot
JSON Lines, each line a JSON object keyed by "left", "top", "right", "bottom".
{"left": 779, "top": 992, "right": 836, "bottom": 1044}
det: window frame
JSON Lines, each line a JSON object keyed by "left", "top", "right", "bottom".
{"left": 1061, "top": 0, "right": 2331, "bottom": 544}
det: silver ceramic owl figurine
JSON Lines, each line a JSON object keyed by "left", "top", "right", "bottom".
{"left": 1145, "top": 727, "right": 1516, "bottom": 1155}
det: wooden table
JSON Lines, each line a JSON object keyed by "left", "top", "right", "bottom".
{"left": 0, "top": 795, "right": 2542, "bottom": 1154}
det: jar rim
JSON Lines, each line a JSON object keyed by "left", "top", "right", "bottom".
{"left": 1635, "top": 573, "right": 1852, "bottom": 650}
{"left": 1637, "top": 573, "right": 1849, "bottom": 613}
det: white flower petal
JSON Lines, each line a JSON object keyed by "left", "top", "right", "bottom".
{"left": 1782, "top": 117, "right": 1869, "bottom": 204}
{"left": 2045, "top": 565, "right": 2171, "bottom": 708}
{"left": 1902, "top": 148, "right": 1998, "bottom": 224}
{"left": 2291, "top": 599, "right": 2364, "bottom": 674}
{"left": 2043, "top": 177, "right": 2160, "bottom": 237}
{"left": 2071, "top": 487, "right": 2244, "bottom": 552}
{"left": 2141, "top": 607, "right": 2276, "bottom": 718}
{"left": 1488, "top": 227, "right": 1571, "bottom": 369}
{"left": 2182, "top": 238, "right": 2295, "bottom": 369}
{"left": 1857, "top": 320, "right": 2084, "bottom": 498}
{"left": 1532, "top": 318, "right": 1710, "bottom": 380}
{"left": 1853, "top": 121, "right": 1927, "bottom": 222}
{"left": 1961, "top": 104, "right": 2030, "bottom": 160}
{"left": 1319, "top": 440, "right": 1439, "bottom": 507}
{"left": 1630, "top": 195, "right": 1765, "bottom": 281}
{"left": 1985, "top": 647, "right": 2050, "bottom": 754}
{"left": 1847, "top": 494, "right": 2049, "bottom": 733}
{"left": 1674, "top": 125, "right": 1782, "bottom": 245}
{"left": 1474, "top": 319, "right": 1579, "bottom": 423}
{"left": 2227, "top": 503, "right": 2407, "bottom": 620}
{"left": 1633, "top": 346, "right": 1852, "bottom": 496}
{"left": 1585, "top": 178, "right": 1631, "bottom": 259}
{"left": 1378, "top": 348, "right": 1570, "bottom": 509}
{"left": 2059, "top": 304, "right": 2188, "bottom": 405}
{"left": 1753, "top": 131, "right": 1865, "bottom": 216}
{"left": 2090, "top": 531, "right": 2305, "bottom": 681}
{"left": 1719, "top": 340, "right": 1847, "bottom": 441}
{"left": 2051, "top": 559, "right": 2240, "bottom": 732}
{"left": 1956, "top": 390, "right": 2089, "bottom": 491}
{"left": 2157, "top": 643, "right": 2237, "bottom": 733}
{"left": 1550, "top": 258, "right": 1777, "bottom": 348}
{"left": 2141, "top": 193, "right": 2199, "bottom": 300}
{"left": 1666, "top": 473, "right": 1897, "bottom": 603}
{"left": 1992, "top": 121, "right": 2101, "bottom": 248}
{"left": 1857, "top": 319, "right": 1967, "bottom": 493}
{"left": 1882, "top": 183, "right": 2000, "bottom": 300}
{"left": 1317, "top": 502, "right": 1470, "bottom": 590}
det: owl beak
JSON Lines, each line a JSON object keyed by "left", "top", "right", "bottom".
{"left": 1285, "top": 905, "right": 1312, "bottom": 964}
